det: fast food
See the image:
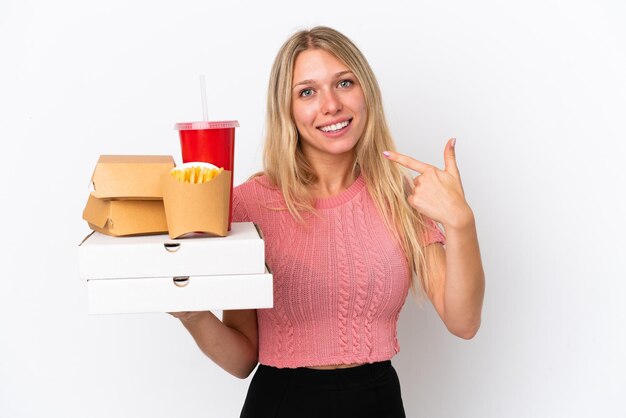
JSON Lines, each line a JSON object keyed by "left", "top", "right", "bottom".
{"left": 170, "top": 164, "right": 224, "bottom": 184}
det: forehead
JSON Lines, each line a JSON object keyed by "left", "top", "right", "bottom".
{"left": 292, "top": 49, "right": 350, "bottom": 81}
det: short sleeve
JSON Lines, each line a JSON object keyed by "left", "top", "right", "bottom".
{"left": 232, "top": 185, "right": 251, "bottom": 222}
{"left": 423, "top": 217, "right": 446, "bottom": 246}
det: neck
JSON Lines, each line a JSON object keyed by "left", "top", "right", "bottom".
{"left": 306, "top": 152, "right": 358, "bottom": 198}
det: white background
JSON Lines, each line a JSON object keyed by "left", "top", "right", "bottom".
{"left": 1, "top": 0, "right": 625, "bottom": 417}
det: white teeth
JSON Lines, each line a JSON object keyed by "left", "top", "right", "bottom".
{"left": 320, "top": 120, "right": 349, "bottom": 132}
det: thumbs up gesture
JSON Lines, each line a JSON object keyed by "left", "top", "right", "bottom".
{"left": 384, "top": 138, "right": 473, "bottom": 229}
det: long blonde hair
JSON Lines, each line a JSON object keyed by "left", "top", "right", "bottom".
{"left": 263, "top": 26, "right": 434, "bottom": 295}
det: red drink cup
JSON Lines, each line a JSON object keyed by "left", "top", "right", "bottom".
{"left": 175, "top": 121, "right": 239, "bottom": 230}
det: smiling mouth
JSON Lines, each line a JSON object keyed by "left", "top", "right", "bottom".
{"left": 318, "top": 119, "right": 352, "bottom": 133}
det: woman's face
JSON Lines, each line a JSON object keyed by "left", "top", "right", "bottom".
{"left": 291, "top": 49, "right": 367, "bottom": 161}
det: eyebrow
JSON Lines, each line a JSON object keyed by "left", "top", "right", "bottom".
{"left": 292, "top": 70, "right": 354, "bottom": 90}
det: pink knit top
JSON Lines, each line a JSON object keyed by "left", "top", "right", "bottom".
{"left": 232, "top": 174, "right": 445, "bottom": 368}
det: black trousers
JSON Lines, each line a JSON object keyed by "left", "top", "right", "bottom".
{"left": 240, "top": 361, "right": 406, "bottom": 418}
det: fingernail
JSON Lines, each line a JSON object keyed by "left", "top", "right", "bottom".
{"left": 451, "top": 138, "right": 457, "bottom": 148}
{"left": 383, "top": 151, "right": 391, "bottom": 158}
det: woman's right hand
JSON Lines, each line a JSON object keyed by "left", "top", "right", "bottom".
{"left": 168, "top": 311, "right": 206, "bottom": 325}
{"left": 166, "top": 309, "right": 259, "bottom": 379}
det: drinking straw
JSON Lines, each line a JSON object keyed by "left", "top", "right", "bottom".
{"left": 200, "top": 74, "right": 209, "bottom": 122}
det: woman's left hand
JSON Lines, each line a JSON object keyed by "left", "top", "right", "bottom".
{"left": 384, "top": 138, "right": 473, "bottom": 229}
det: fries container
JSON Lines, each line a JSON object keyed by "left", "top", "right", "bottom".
{"left": 82, "top": 155, "right": 175, "bottom": 236}
{"left": 161, "top": 167, "right": 231, "bottom": 239}
{"left": 78, "top": 222, "right": 273, "bottom": 314}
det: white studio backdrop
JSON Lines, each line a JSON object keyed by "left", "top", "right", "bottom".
{"left": 1, "top": 0, "right": 625, "bottom": 417}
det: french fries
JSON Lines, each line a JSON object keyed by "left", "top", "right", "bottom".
{"left": 170, "top": 166, "right": 224, "bottom": 184}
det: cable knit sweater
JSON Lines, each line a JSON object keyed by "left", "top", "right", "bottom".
{"left": 232, "top": 174, "right": 445, "bottom": 368}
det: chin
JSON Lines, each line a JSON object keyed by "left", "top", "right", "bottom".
{"left": 326, "top": 144, "right": 358, "bottom": 156}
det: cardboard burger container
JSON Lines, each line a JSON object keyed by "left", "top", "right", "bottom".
{"left": 83, "top": 195, "right": 168, "bottom": 237}
{"left": 161, "top": 163, "right": 231, "bottom": 239}
{"left": 90, "top": 155, "right": 175, "bottom": 199}
{"left": 78, "top": 222, "right": 273, "bottom": 314}
{"left": 82, "top": 155, "right": 175, "bottom": 237}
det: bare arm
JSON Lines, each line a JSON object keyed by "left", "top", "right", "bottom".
{"left": 426, "top": 212, "right": 485, "bottom": 339}
{"left": 384, "top": 138, "right": 485, "bottom": 339}
{"left": 171, "top": 309, "right": 258, "bottom": 378}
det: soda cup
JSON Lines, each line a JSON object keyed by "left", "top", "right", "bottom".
{"left": 175, "top": 121, "right": 239, "bottom": 230}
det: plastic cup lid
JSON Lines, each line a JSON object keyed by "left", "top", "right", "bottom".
{"left": 174, "top": 120, "right": 239, "bottom": 130}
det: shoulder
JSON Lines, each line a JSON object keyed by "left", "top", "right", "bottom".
{"left": 232, "top": 174, "right": 282, "bottom": 223}
{"left": 234, "top": 173, "right": 277, "bottom": 200}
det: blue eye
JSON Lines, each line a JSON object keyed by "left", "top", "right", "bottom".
{"left": 300, "top": 88, "right": 314, "bottom": 97}
{"left": 338, "top": 80, "right": 353, "bottom": 88}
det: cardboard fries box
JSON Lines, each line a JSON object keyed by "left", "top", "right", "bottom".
{"left": 90, "top": 155, "right": 175, "bottom": 200}
{"left": 161, "top": 169, "right": 231, "bottom": 239}
{"left": 82, "top": 195, "right": 168, "bottom": 237}
{"left": 78, "top": 222, "right": 273, "bottom": 314}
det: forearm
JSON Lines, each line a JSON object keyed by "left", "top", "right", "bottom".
{"left": 441, "top": 211, "right": 485, "bottom": 338}
{"left": 179, "top": 311, "right": 258, "bottom": 378}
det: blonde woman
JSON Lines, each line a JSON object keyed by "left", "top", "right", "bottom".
{"left": 173, "top": 26, "right": 485, "bottom": 417}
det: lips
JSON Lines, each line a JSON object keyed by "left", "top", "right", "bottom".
{"left": 317, "top": 118, "right": 352, "bottom": 133}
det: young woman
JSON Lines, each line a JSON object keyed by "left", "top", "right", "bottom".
{"left": 172, "top": 26, "right": 485, "bottom": 417}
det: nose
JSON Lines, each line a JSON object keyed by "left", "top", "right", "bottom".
{"left": 320, "top": 90, "right": 342, "bottom": 115}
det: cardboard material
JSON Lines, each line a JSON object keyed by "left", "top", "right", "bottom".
{"left": 161, "top": 169, "right": 231, "bottom": 239}
{"left": 82, "top": 194, "right": 168, "bottom": 236}
{"left": 78, "top": 221, "right": 272, "bottom": 314}
{"left": 86, "top": 269, "right": 273, "bottom": 314}
{"left": 90, "top": 155, "right": 175, "bottom": 199}
{"left": 78, "top": 222, "right": 265, "bottom": 280}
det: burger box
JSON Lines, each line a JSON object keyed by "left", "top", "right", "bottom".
{"left": 82, "top": 195, "right": 168, "bottom": 237}
{"left": 90, "top": 155, "right": 175, "bottom": 199}
{"left": 78, "top": 222, "right": 273, "bottom": 314}
{"left": 82, "top": 155, "right": 175, "bottom": 237}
